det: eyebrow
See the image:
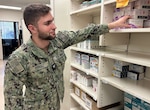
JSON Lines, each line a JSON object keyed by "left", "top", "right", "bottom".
{"left": 47, "top": 18, "right": 54, "bottom": 23}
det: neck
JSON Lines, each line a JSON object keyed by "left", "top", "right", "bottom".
{"left": 32, "top": 36, "right": 50, "bottom": 52}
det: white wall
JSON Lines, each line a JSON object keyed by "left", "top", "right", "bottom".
{"left": 0, "top": 9, "right": 22, "bottom": 25}
{"left": 0, "top": 9, "right": 22, "bottom": 60}
{"left": 22, "top": 19, "right": 31, "bottom": 43}
{"left": 52, "top": 0, "right": 71, "bottom": 110}
{"left": 0, "top": 33, "right": 3, "bottom": 59}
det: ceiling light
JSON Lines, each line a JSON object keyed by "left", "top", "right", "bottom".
{"left": 0, "top": 5, "right": 21, "bottom": 10}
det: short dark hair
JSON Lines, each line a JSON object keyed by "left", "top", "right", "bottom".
{"left": 23, "top": 3, "right": 51, "bottom": 28}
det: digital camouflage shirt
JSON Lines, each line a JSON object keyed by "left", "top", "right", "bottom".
{"left": 4, "top": 24, "right": 109, "bottom": 110}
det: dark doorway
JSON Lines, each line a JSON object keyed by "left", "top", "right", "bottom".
{"left": 0, "top": 21, "right": 20, "bottom": 59}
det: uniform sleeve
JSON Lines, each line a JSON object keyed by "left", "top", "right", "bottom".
{"left": 56, "top": 24, "right": 109, "bottom": 49}
{"left": 4, "top": 55, "right": 27, "bottom": 110}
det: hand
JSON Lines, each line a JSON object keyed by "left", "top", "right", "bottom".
{"left": 108, "top": 15, "right": 131, "bottom": 29}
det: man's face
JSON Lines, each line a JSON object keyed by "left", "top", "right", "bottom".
{"left": 36, "top": 12, "right": 57, "bottom": 40}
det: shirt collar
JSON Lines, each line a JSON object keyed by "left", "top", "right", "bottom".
{"left": 25, "top": 38, "right": 56, "bottom": 58}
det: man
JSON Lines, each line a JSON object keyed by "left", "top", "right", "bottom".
{"left": 4, "top": 3, "right": 131, "bottom": 110}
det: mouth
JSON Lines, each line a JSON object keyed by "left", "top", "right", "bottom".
{"left": 49, "top": 32, "right": 55, "bottom": 37}
{"left": 52, "top": 33, "right": 55, "bottom": 36}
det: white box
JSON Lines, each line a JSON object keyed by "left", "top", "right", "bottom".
{"left": 134, "top": 0, "right": 150, "bottom": 9}
{"left": 74, "top": 52, "right": 81, "bottom": 65}
{"left": 113, "top": 11, "right": 125, "bottom": 21}
{"left": 81, "top": 54, "right": 90, "bottom": 69}
{"left": 144, "top": 20, "right": 150, "bottom": 28}
{"left": 125, "top": 9, "right": 148, "bottom": 20}
{"left": 71, "top": 70, "right": 77, "bottom": 80}
{"left": 127, "top": 71, "right": 144, "bottom": 80}
{"left": 114, "top": 60, "right": 129, "bottom": 66}
{"left": 129, "top": 64, "right": 145, "bottom": 73}
{"left": 92, "top": 79, "right": 98, "bottom": 92}
{"left": 90, "top": 56, "right": 98, "bottom": 73}
{"left": 84, "top": 75, "right": 93, "bottom": 87}
{"left": 74, "top": 86, "right": 80, "bottom": 97}
{"left": 128, "top": 19, "right": 144, "bottom": 28}
{"left": 80, "top": 90, "right": 87, "bottom": 102}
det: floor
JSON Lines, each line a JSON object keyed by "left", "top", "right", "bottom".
{"left": 0, "top": 60, "right": 6, "bottom": 110}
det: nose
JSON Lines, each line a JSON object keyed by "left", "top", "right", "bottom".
{"left": 51, "top": 22, "right": 57, "bottom": 29}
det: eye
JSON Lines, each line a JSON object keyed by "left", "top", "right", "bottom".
{"left": 45, "top": 21, "right": 52, "bottom": 26}
{"left": 44, "top": 18, "right": 54, "bottom": 26}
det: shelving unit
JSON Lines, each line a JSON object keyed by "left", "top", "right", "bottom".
{"left": 71, "top": 93, "right": 90, "bottom": 110}
{"left": 71, "top": 79, "right": 97, "bottom": 100}
{"left": 69, "top": 0, "right": 150, "bottom": 110}
{"left": 101, "top": 76, "right": 150, "bottom": 103}
{"left": 71, "top": 63, "right": 98, "bottom": 78}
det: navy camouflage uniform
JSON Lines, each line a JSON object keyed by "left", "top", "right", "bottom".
{"left": 4, "top": 24, "right": 109, "bottom": 110}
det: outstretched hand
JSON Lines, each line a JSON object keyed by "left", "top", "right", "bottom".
{"left": 108, "top": 15, "right": 131, "bottom": 29}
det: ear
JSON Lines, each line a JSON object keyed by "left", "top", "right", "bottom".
{"left": 28, "top": 24, "right": 37, "bottom": 34}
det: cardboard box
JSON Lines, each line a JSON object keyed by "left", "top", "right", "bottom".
{"left": 80, "top": 90, "right": 87, "bottom": 102}
{"left": 85, "top": 95, "right": 99, "bottom": 110}
{"left": 74, "top": 86, "right": 80, "bottom": 97}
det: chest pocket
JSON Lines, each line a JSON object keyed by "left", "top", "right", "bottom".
{"left": 28, "top": 61, "right": 49, "bottom": 80}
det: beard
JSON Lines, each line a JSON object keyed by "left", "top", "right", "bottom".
{"left": 38, "top": 30, "right": 56, "bottom": 40}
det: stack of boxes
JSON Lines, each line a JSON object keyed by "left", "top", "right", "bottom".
{"left": 112, "top": 60, "right": 146, "bottom": 80}
{"left": 124, "top": 92, "right": 150, "bottom": 110}
{"left": 72, "top": 52, "right": 99, "bottom": 93}
{"left": 113, "top": 0, "right": 150, "bottom": 28}
{"left": 81, "top": 54, "right": 90, "bottom": 69}
{"left": 127, "top": 64, "right": 145, "bottom": 80}
{"left": 92, "top": 78, "right": 98, "bottom": 93}
{"left": 77, "top": 37, "right": 99, "bottom": 50}
{"left": 74, "top": 52, "right": 99, "bottom": 74}
{"left": 70, "top": 69, "right": 98, "bottom": 93}
{"left": 74, "top": 52, "right": 82, "bottom": 65}
{"left": 90, "top": 55, "right": 99, "bottom": 73}
{"left": 112, "top": 60, "right": 129, "bottom": 78}
{"left": 74, "top": 85, "right": 99, "bottom": 110}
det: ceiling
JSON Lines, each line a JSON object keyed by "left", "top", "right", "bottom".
{"left": 0, "top": 0, "right": 50, "bottom": 8}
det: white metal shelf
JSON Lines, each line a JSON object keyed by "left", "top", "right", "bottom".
{"left": 71, "top": 63, "right": 98, "bottom": 78}
{"left": 70, "top": 79, "right": 97, "bottom": 101}
{"left": 103, "top": 0, "right": 116, "bottom": 5}
{"left": 70, "top": 93, "right": 90, "bottom": 110}
{"left": 101, "top": 76, "right": 150, "bottom": 103}
{"left": 70, "top": 3, "right": 101, "bottom": 16}
{"left": 70, "top": 0, "right": 150, "bottom": 109}
{"left": 103, "top": 51, "right": 150, "bottom": 67}
{"left": 70, "top": 46, "right": 109, "bottom": 56}
{"left": 109, "top": 28, "right": 150, "bottom": 33}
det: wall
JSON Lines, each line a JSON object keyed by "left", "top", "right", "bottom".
{"left": 0, "top": 9, "right": 22, "bottom": 23}
{"left": 53, "top": 0, "right": 71, "bottom": 110}
{"left": 22, "top": 19, "right": 31, "bottom": 43}
{"left": 0, "top": 9, "right": 22, "bottom": 59}
{"left": 0, "top": 34, "right": 2, "bottom": 60}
